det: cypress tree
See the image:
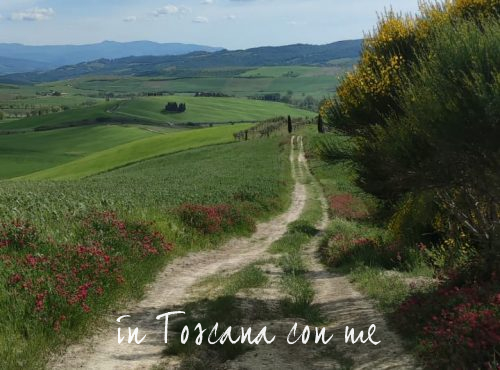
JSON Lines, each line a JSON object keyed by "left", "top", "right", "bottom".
{"left": 318, "top": 115, "right": 324, "bottom": 133}
{"left": 287, "top": 115, "right": 292, "bottom": 134}
{"left": 165, "top": 102, "right": 178, "bottom": 112}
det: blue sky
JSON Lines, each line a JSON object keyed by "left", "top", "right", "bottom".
{"left": 0, "top": 0, "right": 420, "bottom": 49}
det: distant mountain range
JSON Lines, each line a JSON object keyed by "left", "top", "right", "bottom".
{"left": 0, "top": 40, "right": 362, "bottom": 84}
{"left": 0, "top": 41, "right": 223, "bottom": 75}
{"left": 0, "top": 56, "right": 52, "bottom": 75}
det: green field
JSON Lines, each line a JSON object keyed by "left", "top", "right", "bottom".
{"left": 0, "top": 63, "right": 352, "bottom": 123}
{"left": 69, "top": 74, "right": 341, "bottom": 99}
{"left": 1, "top": 95, "right": 313, "bottom": 133}
{"left": 0, "top": 63, "right": 350, "bottom": 131}
{"left": 114, "top": 96, "right": 315, "bottom": 123}
{"left": 0, "top": 125, "right": 157, "bottom": 179}
{"left": 0, "top": 137, "right": 292, "bottom": 369}
{"left": 239, "top": 65, "right": 350, "bottom": 78}
{"left": 0, "top": 82, "right": 103, "bottom": 120}
{"left": 18, "top": 123, "right": 252, "bottom": 180}
{"left": 0, "top": 89, "right": 312, "bottom": 181}
{"left": 0, "top": 137, "right": 290, "bottom": 228}
{"left": 0, "top": 102, "right": 116, "bottom": 131}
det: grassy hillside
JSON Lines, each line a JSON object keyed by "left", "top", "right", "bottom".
{"left": 0, "top": 103, "right": 117, "bottom": 132}
{"left": 0, "top": 125, "right": 157, "bottom": 179}
{"left": 1, "top": 96, "right": 313, "bottom": 132}
{"left": 0, "top": 61, "right": 352, "bottom": 124}
{"left": 115, "top": 96, "right": 315, "bottom": 123}
{"left": 67, "top": 65, "right": 352, "bottom": 99}
{"left": 20, "top": 123, "right": 253, "bottom": 180}
{"left": 1, "top": 138, "right": 291, "bottom": 227}
{"left": 239, "top": 65, "right": 352, "bottom": 78}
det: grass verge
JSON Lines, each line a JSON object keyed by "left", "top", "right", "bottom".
{"left": 270, "top": 136, "right": 325, "bottom": 324}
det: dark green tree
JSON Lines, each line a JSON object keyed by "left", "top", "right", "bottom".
{"left": 287, "top": 115, "right": 292, "bottom": 133}
{"left": 165, "top": 102, "right": 179, "bottom": 112}
{"left": 317, "top": 115, "right": 324, "bottom": 133}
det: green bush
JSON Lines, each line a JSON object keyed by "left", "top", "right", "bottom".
{"left": 322, "top": 2, "right": 500, "bottom": 277}
{"left": 361, "top": 19, "right": 499, "bottom": 274}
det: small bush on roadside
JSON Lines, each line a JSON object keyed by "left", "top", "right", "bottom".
{"left": 320, "top": 217, "right": 428, "bottom": 272}
{"left": 328, "top": 193, "right": 368, "bottom": 220}
{"left": 395, "top": 277, "right": 500, "bottom": 369}
{"left": 176, "top": 204, "right": 255, "bottom": 235}
{"left": 322, "top": 233, "right": 399, "bottom": 269}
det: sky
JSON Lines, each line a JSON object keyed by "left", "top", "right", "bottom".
{"left": 0, "top": 0, "right": 420, "bottom": 49}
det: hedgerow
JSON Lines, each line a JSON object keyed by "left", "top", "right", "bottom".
{"left": 320, "top": 1, "right": 500, "bottom": 367}
{"left": 321, "top": 0, "right": 500, "bottom": 277}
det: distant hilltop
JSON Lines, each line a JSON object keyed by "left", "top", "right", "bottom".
{"left": 0, "top": 39, "right": 362, "bottom": 84}
{"left": 0, "top": 41, "right": 223, "bottom": 75}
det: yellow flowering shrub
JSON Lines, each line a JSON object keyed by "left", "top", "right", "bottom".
{"left": 448, "top": 0, "right": 500, "bottom": 19}
{"left": 388, "top": 192, "right": 438, "bottom": 245}
{"left": 366, "top": 14, "right": 417, "bottom": 55}
{"left": 319, "top": 99, "right": 333, "bottom": 120}
{"left": 322, "top": 0, "right": 500, "bottom": 283}
{"left": 322, "top": 12, "right": 417, "bottom": 128}
{"left": 323, "top": 0, "right": 499, "bottom": 129}
{"left": 417, "top": 3, "right": 450, "bottom": 39}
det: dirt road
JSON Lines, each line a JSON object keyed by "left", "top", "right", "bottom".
{"left": 50, "top": 136, "right": 416, "bottom": 370}
{"left": 50, "top": 137, "right": 307, "bottom": 370}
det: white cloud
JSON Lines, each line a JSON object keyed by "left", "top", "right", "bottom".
{"left": 123, "top": 16, "right": 137, "bottom": 22}
{"left": 192, "top": 16, "right": 208, "bottom": 23}
{"left": 10, "top": 7, "right": 54, "bottom": 21}
{"left": 201, "top": 0, "right": 214, "bottom": 4}
{"left": 226, "top": 14, "right": 237, "bottom": 20}
{"left": 153, "top": 5, "right": 190, "bottom": 17}
{"left": 154, "top": 5, "right": 178, "bottom": 16}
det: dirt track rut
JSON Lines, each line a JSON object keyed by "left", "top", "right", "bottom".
{"left": 49, "top": 137, "right": 307, "bottom": 370}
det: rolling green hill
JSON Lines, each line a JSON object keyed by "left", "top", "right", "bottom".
{"left": 0, "top": 136, "right": 291, "bottom": 370}
{"left": 59, "top": 67, "right": 348, "bottom": 99}
{"left": 19, "top": 123, "right": 252, "bottom": 180}
{"left": 1, "top": 96, "right": 313, "bottom": 132}
{"left": 0, "top": 103, "right": 118, "bottom": 132}
{"left": 0, "top": 125, "right": 157, "bottom": 179}
{"left": 115, "top": 96, "right": 315, "bottom": 123}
